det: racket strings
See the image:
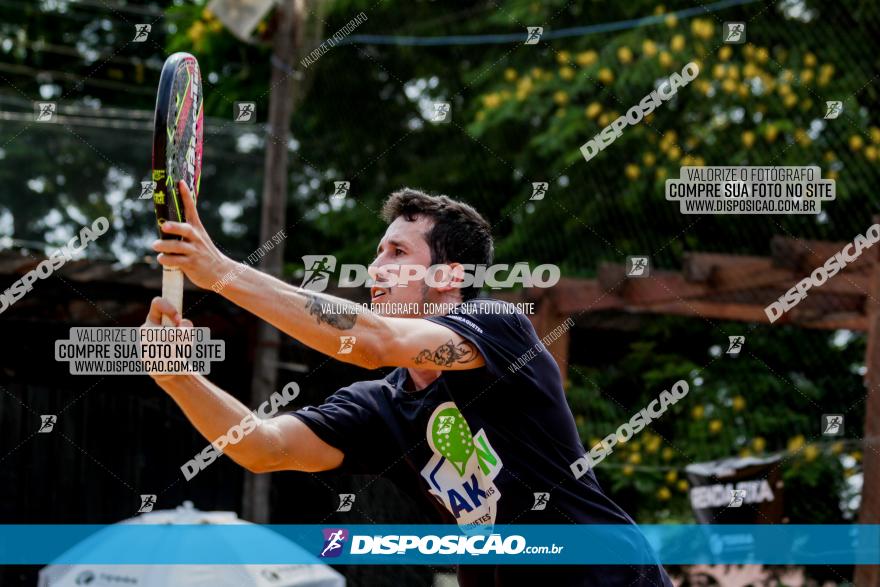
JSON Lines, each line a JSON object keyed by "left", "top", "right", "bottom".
{"left": 165, "top": 61, "right": 202, "bottom": 222}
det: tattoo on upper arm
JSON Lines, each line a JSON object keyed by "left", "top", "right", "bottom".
{"left": 414, "top": 339, "right": 479, "bottom": 367}
{"left": 303, "top": 294, "right": 358, "bottom": 331}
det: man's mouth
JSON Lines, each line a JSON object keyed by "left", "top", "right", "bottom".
{"left": 370, "top": 287, "right": 388, "bottom": 302}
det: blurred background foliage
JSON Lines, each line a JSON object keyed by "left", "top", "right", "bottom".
{"left": 0, "top": 0, "right": 877, "bottom": 530}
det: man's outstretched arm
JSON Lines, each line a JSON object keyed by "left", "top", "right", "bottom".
{"left": 145, "top": 297, "right": 343, "bottom": 474}
{"left": 153, "top": 181, "right": 486, "bottom": 372}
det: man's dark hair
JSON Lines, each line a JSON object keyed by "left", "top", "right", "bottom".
{"left": 381, "top": 188, "right": 494, "bottom": 301}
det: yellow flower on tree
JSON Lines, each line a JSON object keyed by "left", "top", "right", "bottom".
{"left": 556, "top": 50, "right": 571, "bottom": 64}
{"left": 665, "top": 469, "right": 678, "bottom": 483}
{"left": 677, "top": 479, "right": 689, "bottom": 492}
{"left": 732, "top": 396, "right": 746, "bottom": 411}
{"left": 831, "top": 441, "right": 844, "bottom": 455}
{"left": 709, "top": 419, "right": 723, "bottom": 434}
{"left": 623, "top": 465, "right": 634, "bottom": 476}
{"left": 742, "top": 131, "right": 756, "bottom": 149}
{"left": 553, "top": 90, "right": 569, "bottom": 105}
{"left": 865, "top": 145, "right": 878, "bottom": 161}
{"left": 657, "top": 487, "right": 671, "bottom": 501}
{"left": 755, "top": 47, "right": 769, "bottom": 63}
{"left": 801, "top": 69, "right": 814, "bottom": 84}
{"left": 850, "top": 135, "right": 865, "bottom": 151}
{"left": 804, "top": 444, "right": 819, "bottom": 461}
{"left": 691, "top": 405, "right": 704, "bottom": 419}
{"left": 764, "top": 125, "right": 779, "bottom": 143}
{"left": 617, "top": 46, "right": 634, "bottom": 64}
{"left": 662, "top": 446, "right": 674, "bottom": 460}
{"left": 671, "top": 34, "right": 685, "bottom": 52}
{"left": 482, "top": 93, "right": 502, "bottom": 109}
{"left": 642, "top": 40, "right": 658, "bottom": 57}
{"left": 559, "top": 66, "right": 575, "bottom": 80}
{"left": 691, "top": 19, "right": 713, "bottom": 39}
{"left": 665, "top": 14, "right": 678, "bottom": 28}
{"left": 585, "top": 102, "right": 602, "bottom": 119}
{"left": 629, "top": 452, "right": 642, "bottom": 464}
{"left": 787, "top": 435, "right": 806, "bottom": 452}
{"left": 598, "top": 68, "right": 614, "bottom": 84}
{"left": 870, "top": 127, "right": 880, "bottom": 143}
{"left": 187, "top": 20, "right": 206, "bottom": 45}
{"left": 643, "top": 152, "right": 656, "bottom": 166}
{"left": 625, "top": 164, "right": 640, "bottom": 179}
{"left": 804, "top": 52, "right": 817, "bottom": 67}
{"left": 719, "top": 46, "right": 732, "bottom": 61}
{"left": 576, "top": 50, "right": 598, "bottom": 67}
{"left": 504, "top": 68, "right": 517, "bottom": 81}
{"left": 659, "top": 51, "right": 673, "bottom": 68}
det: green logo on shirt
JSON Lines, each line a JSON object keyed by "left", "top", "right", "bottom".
{"left": 431, "top": 407, "right": 475, "bottom": 476}
{"left": 422, "top": 402, "right": 503, "bottom": 527}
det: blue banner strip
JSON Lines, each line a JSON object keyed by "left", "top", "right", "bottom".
{"left": 1, "top": 525, "right": 878, "bottom": 565}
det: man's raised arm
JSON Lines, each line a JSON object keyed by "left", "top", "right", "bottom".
{"left": 217, "top": 267, "right": 486, "bottom": 372}
{"left": 153, "top": 181, "right": 486, "bottom": 373}
{"left": 144, "top": 297, "right": 343, "bottom": 474}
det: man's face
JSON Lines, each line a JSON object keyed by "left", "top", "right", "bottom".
{"left": 370, "top": 215, "right": 446, "bottom": 317}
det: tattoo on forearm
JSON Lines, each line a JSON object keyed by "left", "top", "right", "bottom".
{"left": 303, "top": 294, "right": 358, "bottom": 331}
{"left": 414, "top": 339, "right": 479, "bottom": 367}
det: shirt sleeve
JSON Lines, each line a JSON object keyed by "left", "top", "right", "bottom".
{"left": 286, "top": 384, "right": 390, "bottom": 475}
{"left": 424, "top": 300, "right": 539, "bottom": 380}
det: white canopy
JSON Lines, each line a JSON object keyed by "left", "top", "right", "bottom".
{"left": 38, "top": 502, "right": 345, "bottom": 587}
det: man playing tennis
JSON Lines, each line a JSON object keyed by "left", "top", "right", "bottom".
{"left": 146, "top": 181, "right": 672, "bottom": 586}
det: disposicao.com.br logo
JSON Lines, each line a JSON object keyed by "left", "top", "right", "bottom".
{"left": 319, "top": 528, "right": 563, "bottom": 557}
{"left": 299, "top": 255, "right": 560, "bottom": 292}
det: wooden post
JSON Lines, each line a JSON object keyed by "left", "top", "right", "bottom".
{"left": 528, "top": 290, "right": 571, "bottom": 388}
{"left": 241, "top": 0, "right": 302, "bottom": 524}
{"left": 855, "top": 218, "right": 880, "bottom": 587}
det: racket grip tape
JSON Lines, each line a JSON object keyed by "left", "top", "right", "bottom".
{"left": 161, "top": 267, "right": 184, "bottom": 326}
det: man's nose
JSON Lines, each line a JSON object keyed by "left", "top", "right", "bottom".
{"left": 368, "top": 263, "right": 389, "bottom": 282}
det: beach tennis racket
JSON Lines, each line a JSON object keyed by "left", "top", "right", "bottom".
{"left": 151, "top": 52, "right": 203, "bottom": 326}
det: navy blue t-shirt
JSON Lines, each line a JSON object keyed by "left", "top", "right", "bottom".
{"left": 291, "top": 299, "right": 672, "bottom": 586}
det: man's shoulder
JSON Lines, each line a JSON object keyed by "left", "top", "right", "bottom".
{"left": 446, "top": 298, "right": 537, "bottom": 337}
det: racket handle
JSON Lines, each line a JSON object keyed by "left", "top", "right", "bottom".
{"left": 161, "top": 267, "right": 184, "bottom": 326}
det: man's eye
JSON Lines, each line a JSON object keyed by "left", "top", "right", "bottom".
{"left": 395, "top": 248, "right": 404, "bottom": 256}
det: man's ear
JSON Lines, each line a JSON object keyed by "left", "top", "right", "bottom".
{"left": 433, "top": 262, "right": 465, "bottom": 294}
